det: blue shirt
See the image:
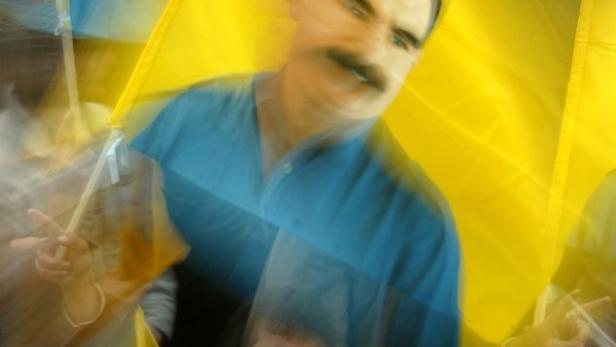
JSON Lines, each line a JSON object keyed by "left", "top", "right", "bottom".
{"left": 132, "top": 75, "right": 461, "bottom": 347}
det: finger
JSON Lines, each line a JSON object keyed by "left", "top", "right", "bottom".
{"left": 28, "top": 209, "right": 65, "bottom": 238}
{"left": 570, "top": 320, "right": 590, "bottom": 342}
{"left": 35, "top": 259, "right": 69, "bottom": 283}
{"left": 37, "top": 249, "right": 71, "bottom": 271}
{"left": 553, "top": 315, "right": 580, "bottom": 338}
{"left": 9, "top": 237, "right": 46, "bottom": 252}
{"left": 545, "top": 290, "right": 580, "bottom": 329}
{"left": 38, "top": 234, "right": 61, "bottom": 254}
{"left": 580, "top": 296, "right": 610, "bottom": 312}
{"left": 550, "top": 341, "right": 585, "bottom": 347}
{"left": 553, "top": 290, "right": 580, "bottom": 315}
{"left": 57, "top": 233, "right": 87, "bottom": 249}
{"left": 57, "top": 234, "right": 90, "bottom": 263}
{"left": 37, "top": 269, "right": 68, "bottom": 283}
{"left": 555, "top": 317, "right": 591, "bottom": 344}
{"left": 566, "top": 296, "right": 611, "bottom": 319}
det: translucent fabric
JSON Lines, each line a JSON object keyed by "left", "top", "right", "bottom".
{"left": 113, "top": 0, "right": 616, "bottom": 343}
{"left": 0, "top": 5, "right": 187, "bottom": 345}
{"left": 2, "top": 0, "right": 616, "bottom": 346}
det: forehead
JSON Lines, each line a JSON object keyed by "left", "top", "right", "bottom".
{"left": 375, "top": 0, "right": 434, "bottom": 39}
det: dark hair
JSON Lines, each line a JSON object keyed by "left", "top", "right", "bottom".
{"left": 429, "top": 0, "right": 443, "bottom": 33}
{"left": 0, "top": 17, "right": 62, "bottom": 110}
{"left": 245, "top": 288, "right": 338, "bottom": 347}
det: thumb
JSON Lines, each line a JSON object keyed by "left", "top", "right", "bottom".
{"left": 551, "top": 290, "right": 580, "bottom": 319}
{"left": 9, "top": 237, "right": 46, "bottom": 252}
{"left": 27, "top": 209, "right": 66, "bottom": 238}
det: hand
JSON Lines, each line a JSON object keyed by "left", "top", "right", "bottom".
{"left": 23, "top": 209, "right": 95, "bottom": 284}
{"left": 507, "top": 291, "right": 609, "bottom": 347}
{"left": 583, "top": 258, "right": 616, "bottom": 300}
{"left": 8, "top": 210, "right": 74, "bottom": 281}
{"left": 10, "top": 209, "right": 103, "bottom": 325}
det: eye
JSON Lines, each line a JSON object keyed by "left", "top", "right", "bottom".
{"left": 389, "top": 32, "right": 409, "bottom": 50}
{"left": 343, "top": 1, "right": 367, "bottom": 19}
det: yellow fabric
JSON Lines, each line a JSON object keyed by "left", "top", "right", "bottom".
{"left": 134, "top": 307, "right": 159, "bottom": 347}
{"left": 109, "top": 0, "right": 295, "bottom": 128}
{"left": 388, "top": 0, "right": 616, "bottom": 341}
{"left": 106, "top": 0, "right": 616, "bottom": 343}
{"left": 388, "top": 0, "right": 579, "bottom": 341}
{"left": 558, "top": 0, "right": 616, "bottom": 255}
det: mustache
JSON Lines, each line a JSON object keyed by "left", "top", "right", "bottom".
{"left": 325, "top": 48, "right": 387, "bottom": 92}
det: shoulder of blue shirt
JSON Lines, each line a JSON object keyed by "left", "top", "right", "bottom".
{"left": 133, "top": 73, "right": 458, "bottom": 241}
{"left": 131, "top": 75, "right": 461, "bottom": 314}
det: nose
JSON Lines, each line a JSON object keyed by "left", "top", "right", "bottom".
{"left": 344, "top": 19, "right": 390, "bottom": 68}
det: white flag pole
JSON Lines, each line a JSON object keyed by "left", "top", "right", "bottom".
{"left": 51, "top": 0, "right": 118, "bottom": 259}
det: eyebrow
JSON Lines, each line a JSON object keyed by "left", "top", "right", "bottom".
{"left": 353, "top": 0, "right": 375, "bottom": 16}
{"left": 350, "top": 0, "right": 428, "bottom": 48}
{"left": 394, "top": 28, "right": 424, "bottom": 48}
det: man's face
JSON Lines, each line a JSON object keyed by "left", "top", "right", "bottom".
{"left": 287, "top": 0, "right": 435, "bottom": 120}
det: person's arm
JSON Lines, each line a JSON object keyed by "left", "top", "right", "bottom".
{"left": 139, "top": 268, "right": 178, "bottom": 345}
{"left": 8, "top": 209, "right": 105, "bottom": 346}
{"left": 503, "top": 292, "right": 610, "bottom": 347}
{"left": 388, "top": 210, "right": 462, "bottom": 346}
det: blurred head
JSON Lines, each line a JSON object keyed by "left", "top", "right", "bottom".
{"left": 251, "top": 321, "right": 327, "bottom": 347}
{"left": 286, "top": 0, "right": 442, "bottom": 121}
{"left": 0, "top": 19, "right": 63, "bottom": 111}
{"left": 244, "top": 289, "right": 337, "bottom": 347}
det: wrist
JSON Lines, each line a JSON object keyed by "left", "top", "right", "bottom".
{"left": 62, "top": 283, "right": 106, "bottom": 328}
